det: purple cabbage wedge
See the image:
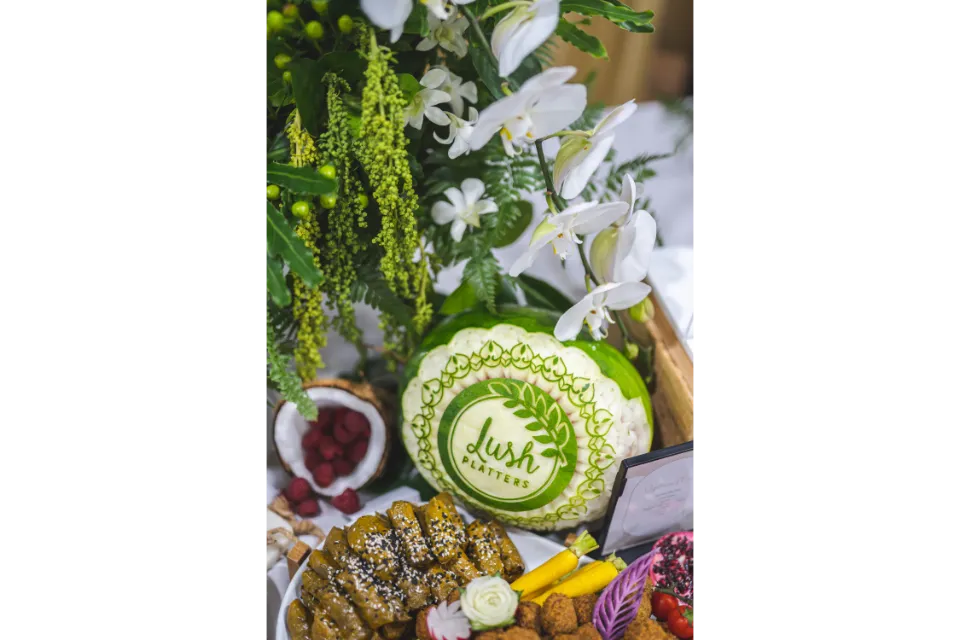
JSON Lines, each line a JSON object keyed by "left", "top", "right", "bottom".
{"left": 592, "top": 551, "right": 655, "bottom": 640}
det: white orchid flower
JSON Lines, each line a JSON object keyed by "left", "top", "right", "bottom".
{"left": 435, "top": 68, "right": 478, "bottom": 117}
{"left": 590, "top": 174, "right": 657, "bottom": 283}
{"left": 508, "top": 200, "right": 628, "bottom": 276}
{"left": 555, "top": 281, "right": 652, "bottom": 341}
{"left": 416, "top": 11, "right": 470, "bottom": 57}
{"left": 553, "top": 100, "right": 639, "bottom": 199}
{"left": 422, "top": 0, "right": 475, "bottom": 20}
{"left": 469, "top": 67, "right": 586, "bottom": 156}
{"left": 431, "top": 178, "right": 498, "bottom": 242}
{"left": 490, "top": 0, "right": 560, "bottom": 77}
{"left": 404, "top": 69, "right": 452, "bottom": 130}
{"left": 360, "top": 0, "right": 413, "bottom": 43}
{"left": 434, "top": 107, "right": 478, "bottom": 159}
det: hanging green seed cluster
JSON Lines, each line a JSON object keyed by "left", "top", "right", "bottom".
{"left": 291, "top": 211, "right": 328, "bottom": 379}
{"left": 317, "top": 74, "right": 367, "bottom": 352}
{"left": 287, "top": 110, "right": 319, "bottom": 168}
{"left": 357, "top": 30, "right": 420, "bottom": 300}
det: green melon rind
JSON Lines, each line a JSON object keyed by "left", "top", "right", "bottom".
{"left": 402, "top": 306, "right": 654, "bottom": 449}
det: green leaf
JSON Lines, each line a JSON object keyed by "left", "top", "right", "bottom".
{"left": 493, "top": 201, "right": 533, "bottom": 248}
{"left": 541, "top": 448, "right": 559, "bottom": 458}
{"left": 403, "top": 4, "right": 430, "bottom": 37}
{"left": 317, "top": 51, "right": 365, "bottom": 86}
{"left": 288, "top": 58, "right": 327, "bottom": 136}
{"left": 397, "top": 73, "right": 422, "bottom": 101}
{"left": 560, "top": 0, "right": 655, "bottom": 33}
{"left": 533, "top": 434, "right": 554, "bottom": 445}
{"left": 513, "top": 409, "right": 533, "bottom": 419}
{"left": 469, "top": 40, "right": 505, "bottom": 99}
{"left": 463, "top": 255, "right": 501, "bottom": 313}
{"left": 266, "top": 162, "right": 338, "bottom": 195}
{"left": 516, "top": 274, "right": 574, "bottom": 312}
{"left": 350, "top": 266, "right": 416, "bottom": 330}
{"left": 556, "top": 19, "right": 609, "bottom": 59}
{"left": 525, "top": 422, "right": 544, "bottom": 432}
{"left": 266, "top": 202, "right": 324, "bottom": 287}
{"left": 267, "top": 132, "right": 290, "bottom": 163}
{"left": 441, "top": 280, "right": 479, "bottom": 315}
{"left": 267, "top": 256, "right": 291, "bottom": 307}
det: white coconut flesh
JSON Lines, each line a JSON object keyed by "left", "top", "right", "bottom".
{"left": 401, "top": 324, "right": 651, "bottom": 532}
{"left": 274, "top": 386, "right": 387, "bottom": 497}
{"left": 267, "top": 509, "right": 294, "bottom": 570}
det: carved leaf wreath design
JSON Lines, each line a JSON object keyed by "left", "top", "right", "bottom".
{"left": 488, "top": 380, "right": 572, "bottom": 467}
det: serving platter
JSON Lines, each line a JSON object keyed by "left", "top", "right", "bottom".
{"left": 275, "top": 504, "right": 593, "bottom": 640}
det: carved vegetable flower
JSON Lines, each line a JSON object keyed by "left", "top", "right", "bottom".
{"left": 425, "top": 600, "right": 471, "bottom": 640}
{"left": 405, "top": 69, "right": 452, "bottom": 130}
{"left": 553, "top": 100, "right": 639, "bottom": 199}
{"left": 417, "top": 11, "right": 470, "bottom": 58}
{"left": 490, "top": 0, "right": 560, "bottom": 77}
{"left": 431, "top": 178, "right": 498, "bottom": 241}
{"left": 435, "top": 107, "right": 479, "bottom": 159}
{"left": 469, "top": 67, "right": 586, "bottom": 156}
{"left": 508, "top": 200, "right": 628, "bottom": 276}
{"left": 555, "top": 281, "right": 652, "bottom": 341}
{"left": 460, "top": 575, "right": 519, "bottom": 630}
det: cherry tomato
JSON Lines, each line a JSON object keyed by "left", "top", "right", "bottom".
{"left": 266, "top": 185, "right": 280, "bottom": 200}
{"left": 320, "top": 193, "right": 337, "bottom": 209}
{"left": 666, "top": 605, "right": 693, "bottom": 639}
{"left": 318, "top": 164, "right": 336, "bottom": 179}
{"left": 274, "top": 53, "right": 292, "bottom": 70}
{"left": 337, "top": 15, "right": 354, "bottom": 34}
{"left": 267, "top": 11, "right": 285, "bottom": 31}
{"left": 651, "top": 591, "right": 679, "bottom": 621}
{"left": 282, "top": 4, "right": 299, "bottom": 19}
{"left": 291, "top": 201, "right": 311, "bottom": 218}
{"left": 311, "top": 0, "right": 329, "bottom": 15}
{"left": 305, "top": 21, "right": 324, "bottom": 40}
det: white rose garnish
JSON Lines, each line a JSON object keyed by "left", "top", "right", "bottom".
{"left": 459, "top": 575, "right": 520, "bottom": 630}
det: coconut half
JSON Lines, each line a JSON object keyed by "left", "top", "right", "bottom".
{"left": 272, "top": 379, "right": 391, "bottom": 497}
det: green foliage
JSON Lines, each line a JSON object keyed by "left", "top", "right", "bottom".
{"left": 267, "top": 256, "right": 291, "bottom": 307}
{"left": 493, "top": 201, "right": 533, "bottom": 248}
{"left": 560, "top": 0, "right": 655, "bottom": 33}
{"left": 266, "top": 162, "right": 338, "bottom": 195}
{"left": 440, "top": 280, "right": 479, "bottom": 315}
{"left": 515, "top": 274, "right": 575, "bottom": 312}
{"left": 266, "top": 201, "right": 324, "bottom": 288}
{"left": 267, "top": 322, "right": 318, "bottom": 420}
{"left": 556, "top": 19, "right": 608, "bottom": 59}
{"left": 350, "top": 264, "right": 417, "bottom": 331}
{"left": 463, "top": 254, "right": 501, "bottom": 313}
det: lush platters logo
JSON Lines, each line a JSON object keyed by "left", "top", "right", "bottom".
{"left": 438, "top": 378, "right": 578, "bottom": 511}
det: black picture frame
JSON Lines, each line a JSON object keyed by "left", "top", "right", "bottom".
{"left": 596, "top": 440, "right": 693, "bottom": 555}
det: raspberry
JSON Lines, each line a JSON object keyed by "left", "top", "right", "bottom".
{"left": 311, "top": 408, "right": 334, "bottom": 431}
{"left": 304, "top": 449, "right": 323, "bottom": 471}
{"left": 317, "top": 435, "right": 344, "bottom": 461}
{"left": 334, "top": 406, "right": 349, "bottom": 425}
{"left": 359, "top": 423, "right": 370, "bottom": 439}
{"left": 331, "top": 488, "right": 361, "bottom": 514}
{"left": 284, "top": 477, "right": 312, "bottom": 503}
{"left": 348, "top": 439, "right": 368, "bottom": 463}
{"left": 332, "top": 458, "right": 354, "bottom": 477}
{"left": 301, "top": 428, "right": 324, "bottom": 450}
{"left": 296, "top": 499, "right": 320, "bottom": 518}
{"left": 343, "top": 410, "right": 368, "bottom": 434}
{"left": 312, "top": 462, "right": 334, "bottom": 488}
{"left": 333, "top": 422, "right": 359, "bottom": 445}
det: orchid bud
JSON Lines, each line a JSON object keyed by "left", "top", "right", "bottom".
{"left": 589, "top": 227, "right": 618, "bottom": 283}
{"left": 628, "top": 296, "right": 655, "bottom": 323}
